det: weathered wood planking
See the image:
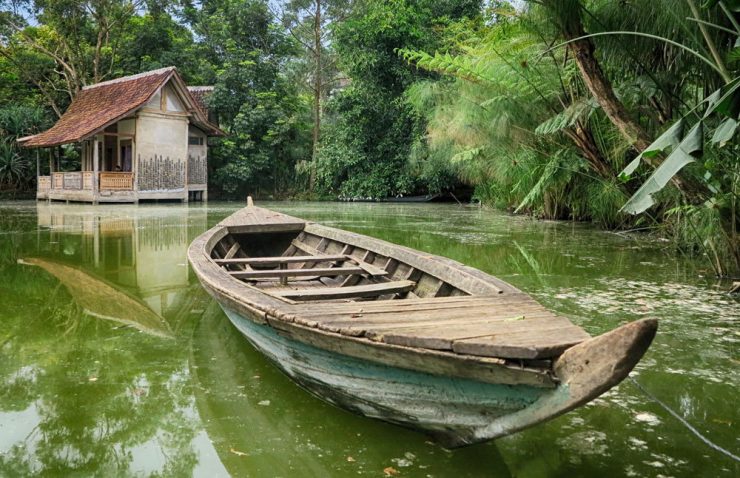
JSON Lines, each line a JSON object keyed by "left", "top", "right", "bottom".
{"left": 216, "top": 254, "right": 347, "bottom": 265}
{"left": 229, "top": 266, "right": 364, "bottom": 279}
{"left": 452, "top": 326, "right": 591, "bottom": 360}
{"left": 377, "top": 316, "right": 588, "bottom": 355}
{"left": 218, "top": 206, "right": 305, "bottom": 233}
{"left": 287, "top": 301, "right": 590, "bottom": 359}
{"left": 224, "top": 242, "right": 241, "bottom": 260}
{"left": 278, "top": 280, "right": 415, "bottom": 301}
{"left": 292, "top": 302, "right": 552, "bottom": 330}
{"left": 288, "top": 295, "right": 542, "bottom": 318}
{"left": 304, "top": 224, "right": 511, "bottom": 295}
{"left": 263, "top": 312, "right": 557, "bottom": 388}
{"left": 351, "top": 258, "right": 389, "bottom": 276}
{"left": 206, "top": 206, "right": 590, "bottom": 359}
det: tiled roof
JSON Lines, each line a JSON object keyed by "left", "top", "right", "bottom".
{"left": 23, "top": 67, "right": 224, "bottom": 146}
{"left": 24, "top": 68, "right": 175, "bottom": 148}
{"left": 187, "top": 86, "right": 214, "bottom": 116}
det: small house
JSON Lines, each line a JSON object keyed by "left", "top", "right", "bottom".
{"left": 21, "top": 67, "right": 222, "bottom": 203}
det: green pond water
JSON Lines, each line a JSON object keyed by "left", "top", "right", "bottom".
{"left": 0, "top": 200, "right": 737, "bottom": 477}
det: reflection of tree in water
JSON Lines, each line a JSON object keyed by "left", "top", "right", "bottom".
{"left": 0, "top": 207, "right": 206, "bottom": 476}
{"left": 0, "top": 284, "right": 202, "bottom": 475}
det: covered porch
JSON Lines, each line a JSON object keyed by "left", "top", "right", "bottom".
{"left": 20, "top": 67, "right": 219, "bottom": 204}
{"left": 37, "top": 171, "right": 135, "bottom": 202}
{"left": 34, "top": 121, "right": 138, "bottom": 203}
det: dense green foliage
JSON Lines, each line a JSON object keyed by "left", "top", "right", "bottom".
{"left": 0, "top": 0, "right": 738, "bottom": 274}
{"left": 314, "top": 0, "right": 480, "bottom": 199}
{"left": 190, "top": 0, "right": 310, "bottom": 198}
{"left": 397, "top": 1, "right": 739, "bottom": 275}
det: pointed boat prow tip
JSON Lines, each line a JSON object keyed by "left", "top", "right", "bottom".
{"left": 468, "top": 319, "right": 657, "bottom": 446}
{"left": 247, "top": 196, "right": 254, "bottom": 207}
{"left": 553, "top": 318, "right": 658, "bottom": 401}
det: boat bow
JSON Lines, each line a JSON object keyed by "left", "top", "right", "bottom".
{"left": 465, "top": 318, "right": 658, "bottom": 446}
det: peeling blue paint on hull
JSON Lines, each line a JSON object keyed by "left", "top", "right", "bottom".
{"left": 221, "top": 306, "right": 547, "bottom": 445}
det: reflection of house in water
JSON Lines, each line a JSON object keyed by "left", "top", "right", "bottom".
{"left": 36, "top": 203, "right": 207, "bottom": 318}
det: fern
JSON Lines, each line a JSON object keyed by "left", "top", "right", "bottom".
{"left": 535, "top": 98, "right": 599, "bottom": 135}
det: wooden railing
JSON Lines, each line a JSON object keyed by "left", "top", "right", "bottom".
{"left": 51, "top": 172, "right": 84, "bottom": 189}
{"left": 83, "top": 171, "right": 94, "bottom": 190}
{"left": 100, "top": 172, "right": 134, "bottom": 191}
{"left": 63, "top": 171, "right": 82, "bottom": 189}
{"left": 38, "top": 176, "right": 51, "bottom": 191}
{"left": 52, "top": 173, "right": 64, "bottom": 189}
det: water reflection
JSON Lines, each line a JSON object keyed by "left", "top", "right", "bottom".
{"left": 35, "top": 203, "right": 199, "bottom": 318}
{"left": 0, "top": 203, "right": 223, "bottom": 476}
{"left": 19, "top": 257, "right": 172, "bottom": 338}
{"left": 0, "top": 201, "right": 737, "bottom": 477}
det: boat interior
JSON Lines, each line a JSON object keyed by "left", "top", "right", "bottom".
{"left": 201, "top": 206, "right": 592, "bottom": 366}
{"left": 210, "top": 228, "right": 468, "bottom": 302}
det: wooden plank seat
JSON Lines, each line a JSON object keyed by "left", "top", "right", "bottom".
{"left": 278, "top": 280, "right": 416, "bottom": 301}
{"left": 280, "top": 295, "right": 591, "bottom": 359}
{"left": 229, "top": 266, "right": 365, "bottom": 279}
{"left": 215, "top": 254, "right": 348, "bottom": 265}
{"left": 219, "top": 254, "right": 388, "bottom": 280}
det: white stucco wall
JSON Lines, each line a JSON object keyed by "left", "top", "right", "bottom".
{"left": 135, "top": 112, "right": 188, "bottom": 162}
{"left": 119, "top": 118, "right": 136, "bottom": 136}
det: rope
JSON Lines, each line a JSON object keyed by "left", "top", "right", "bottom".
{"left": 628, "top": 377, "right": 740, "bottom": 462}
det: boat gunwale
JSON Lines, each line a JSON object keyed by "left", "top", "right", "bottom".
{"left": 204, "top": 212, "right": 527, "bottom": 304}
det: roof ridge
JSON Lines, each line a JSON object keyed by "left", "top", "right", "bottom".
{"left": 82, "top": 67, "right": 176, "bottom": 90}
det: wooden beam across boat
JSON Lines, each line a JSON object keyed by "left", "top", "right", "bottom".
{"left": 278, "top": 280, "right": 416, "bottom": 301}
{"left": 229, "top": 266, "right": 365, "bottom": 279}
{"left": 215, "top": 254, "right": 348, "bottom": 265}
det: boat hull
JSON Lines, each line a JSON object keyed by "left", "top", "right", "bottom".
{"left": 218, "top": 302, "right": 547, "bottom": 446}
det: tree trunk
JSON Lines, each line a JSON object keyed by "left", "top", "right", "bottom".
{"left": 310, "top": 0, "right": 322, "bottom": 192}
{"left": 551, "top": 1, "right": 696, "bottom": 195}
{"left": 562, "top": 24, "right": 652, "bottom": 152}
{"left": 565, "top": 124, "right": 617, "bottom": 180}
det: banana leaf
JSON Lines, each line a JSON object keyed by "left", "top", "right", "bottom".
{"left": 620, "top": 122, "right": 704, "bottom": 214}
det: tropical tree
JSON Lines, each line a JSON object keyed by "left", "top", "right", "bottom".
{"left": 279, "top": 0, "right": 353, "bottom": 191}
{"left": 187, "top": 0, "right": 311, "bottom": 198}
{"left": 399, "top": 0, "right": 739, "bottom": 273}
{"left": 0, "top": 0, "right": 147, "bottom": 116}
{"left": 316, "top": 0, "right": 482, "bottom": 199}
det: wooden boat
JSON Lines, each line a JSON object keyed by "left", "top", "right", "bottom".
{"left": 187, "top": 201, "right": 657, "bottom": 447}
